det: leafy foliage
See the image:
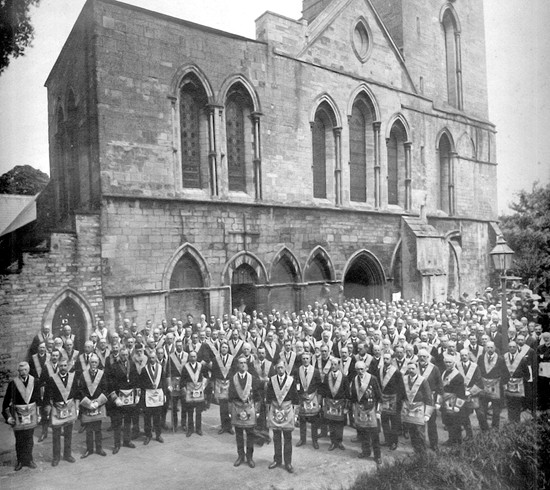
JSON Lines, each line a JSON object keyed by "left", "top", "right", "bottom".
{"left": 0, "top": 0, "right": 41, "bottom": 74}
{"left": 499, "top": 182, "right": 550, "bottom": 288}
{"left": 350, "top": 419, "right": 550, "bottom": 490}
{"left": 0, "top": 165, "right": 49, "bottom": 195}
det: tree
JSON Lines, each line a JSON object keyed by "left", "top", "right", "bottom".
{"left": 0, "top": 0, "right": 41, "bottom": 74}
{"left": 0, "top": 165, "right": 49, "bottom": 195}
{"left": 499, "top": 182, "right": 550, "bottom": 289}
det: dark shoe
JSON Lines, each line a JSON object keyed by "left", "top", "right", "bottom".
{"left": 337, "top": 443, "right": 345, "bottom": 450}
{"left": 143, "top": 437, "right": 151, "bottom": 445}
{"left": 14, "top": 462, "right": 23, "bottom": 471}
{"left": 375, "top": 458, "right": 382, "bottom": 465}
{"left": 296, "top": 439, "right": 306, "bottom": 447}
{"left": 234, "top": 456, "right": 244, "bottom": 467}
{"left": 81, "top": 450, "right": 92, "bottom": 459}
{"left": 358, "top": 452, "right": 368, "bottom": 459}
{"left": 64, "top": 456, "right": 75, "bottom": 463}
{"left": 285, "top": 464, "right": 294, "bottom": 473}
{"left": 247, "top": 458, "right": 255, "bottom": 468}
{"left": 312, "top": 441, "right": 319, "bottom": 450}
{"left": 156, "top": 436, "right": 164, "bottom": 443}
{"left": 389, "top": 443, "right": 397, "bottom": 451}
{"left": 123, "top": 442, "right": 136, "bottom": 449}
{"left": 52, "top": 459, "right": 59, "bottom": 467}
{"left": 328, "top": 443, "right": 337, "bottom": 451}
{"left": 38, "top": 433, "right": 47, "bottom": 442}
{"left": 196, "top": 429, "right": 203, "bottom": 436}
{"left": 218, "top": 428, "right": 225, "bottom": 435}
{"left": 186, "top": 430, "right": 193, "bottom": 438}
{"left": 227, "top": 428, "right": 234, "bottom": 435}
{"left": 113, "top": 446, "right": 120, "bottom": 455}
{"left": 268, "top": 461, "right": 280, "bottom": 469}
{"left": 96, "top": 449, "right": 107, "bottom": 456}
{"left": 131, "top": 432, "right": 140, "bottom": 440}
{"left": 28, "top": 460, "right": 37, "bottom": 469}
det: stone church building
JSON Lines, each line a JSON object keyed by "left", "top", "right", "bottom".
{"left": 0, "top": 0, "right": 502, "bottom": 372}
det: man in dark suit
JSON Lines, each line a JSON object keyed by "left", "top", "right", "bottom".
{"left": 210, "top": 341, "right": 234, "bottom": 434}
{"left": 43, "top": 358, "right": 79, "bottom": 466}
{"left": 457, "top": 348, "right": 484, "bottom": 440}
{"left": 139, "top": 351, "right": 166, "bottom": 444}
{"left": 29, "top": 342, "right": 50, "bottom": 442}
{"left": 2, "top": 361, "right": 42, "bottom": 470}
{"left": 400, "top": 360, "right": 434, "bottom": 454}
{"left": 376, "top": 352, "right": 404, "bottom": 450}
{"left": 266, "top": 360, "right": 299, "bottom": 473}
{"left": 504, "top": 341, "right": 531, "bottom": 423}
{"left": 166, "top": 339, "right": 188, "bottom": 432}
{"left": 106, "top": 347, "right": 139, "bottom": 453}
{"left": 350, "top": 360, "right": 383, "bottom": 464}
{"left": 181, "top": 350, "right": 208, "bottom": 437}
{"left": 78, "top": 354, "right": 109, "bottom": 458}
{"left": 322, "top": 357, "right": 350, "bottom": 451}
{"left": 478, "top": 341, "right": 510, "bottom": 430}
{"left": 296, "top": 352, "right": 322, "bottom": 449}
{"left": 438, "top": 356, "right": 465, "bottom": 445}
{"left": 417, "top": 348, "right": 442, "bottom": 450}
{"left": 228, "top": 356, "right": 261, "bottom": 468}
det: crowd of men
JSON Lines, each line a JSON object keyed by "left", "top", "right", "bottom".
{"left": 3, "top": 288, "right": 550, "bottom": 473}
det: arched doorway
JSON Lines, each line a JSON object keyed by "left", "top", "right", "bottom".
{"left": 270, "top": 249, "right": 300, "bottom": 312}
{"left": 231, "top": 263, "right": 258, "bottom": 315}
{"left": 52, "top": 297, "right": 87, "bottom": 351}
{"left": 343, "top": 250, "right": 386, "bottom": 300}
{"left": 167, "top": 254, "right": 206, "bottom": 320}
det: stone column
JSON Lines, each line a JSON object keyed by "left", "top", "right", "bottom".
{"left": 207, "top": 105, "right": 219, "bottom": 196}
{"left": 455, "top": 32, "right": 463, "bottom": 110}
{"left": 373, "top": 122, "right": 381, "bottom": 209}
{"left": 404, "top": 141, "right": 412, "bottom": 211}
{"left": 251, "top": 112, "right": 262, "bottom": 201}
{"left": 449, "top": 151, "right": 457, "bottom": 215}
{"left": 333, "top": 127, "right": 342, "bottom": 205}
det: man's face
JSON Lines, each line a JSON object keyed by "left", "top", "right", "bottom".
{"left": 120, "top": 350, "right": 129, "bottom": 362}
{"left": 418, "top": 352, "right": 429, "bottom": 365}
{"left": 331, "top": 360, "right": 339, "bottom": 372}
{"left": 243, "top": 345, "right": 251, "bottom": 356}
{"left": 356, "top": 364, "right": 365, "bottom": 376}
{"left": 51, "top": 351, "right": 60, "bottom": 363}
{"left": 341, "top": 348, "right": 349, "bottom": 360}
{"left": 38, "top": 344, "right": 47, "bottom": 355}
{"left": 486, "top": 343, "right": 495, "bottom": 355}
{"left": 43, "top": 325, "right": 51, "bottom": 335}
{"left": 65, "top": 340, "right": 73, "bottom": 351}
{"left": 407, "top": 363, "right": 417, "bottom": 377}
{"left": 284, "top": 341, "right": 292, "bottom": 352}
{"left": 59, "top": 360, "right": 68, "bottom": 375}
{"left": 257, "top": 348, "right": 266, "bottom": 360}
{"left": 395, "top": 347, "right": 404, "bottom": 359}
{"left": 238, "top": 359, "right": 248, "bottom": 373}
{"left": 18, "top": 364, "right": 30, "bottom": 378}
{"left": 383, "top": 354, "right": 391, "bottom": 366}
{"left": 444, "top": 359, "right": 454, "bottom": 371}
{"left": 220, "top": 344, "right": 229, "bottom": 356}
{"left": 89, "top": 358, "right": 99, "bottom": 370}
{"left": 112, "top": 343, "right": 120, "bottom": 355}
{"left": 321, "top": 348, "right": 329, "bottom": 360}
{"left": 148, "top": 354, "right": 158, "bottom": 365}
{"left": 302, "top": 354, "right": 311, "bottom": 367}
{"left": 276, "top": 364, "right": 285, "bottom": 376}
{"left": 189, "top": 352, "right": 197, "bottom": 364}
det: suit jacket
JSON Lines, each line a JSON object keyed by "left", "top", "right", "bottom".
{"left": 478, "top": 353, "right": 510, "bottom": 387}
{"left": 322, "top": 371, "right": 350, "bottom": 400}
{"left": 440, "top": 369, "right": 466, "bottom": 410}
{"left": 228, "top": 372, "right": 262, "bottom": 404}
{"left": 401, "top": 373, "right": 433, "bottom": 406}
{"left": 261, "top": 341, "right": 281, "bottom": 364}
{"left": 350, "top": 373, "right": 382, "bottom": 405}
{"left": 419, "top": 362, "right": 443, "bottom": 397}
{"left": 78, "top": 369, "right": 109, "bottom": 402}
{"left": 43, "top": 372, "right": 79, "bottom": 405}
{"left": 29, "top": 353, "right": 50, "bottom": 380}
{"left": 296, "top": 365, "right": 322, "bottom": 397}
{"left": 106, "top": 358, "right": 139, "bottom": 394}
{"left": 265, "top": 374, "right": 299, "bottom": 406}
{"left": 2, "top": 376, "right": 42, "bottom": 422}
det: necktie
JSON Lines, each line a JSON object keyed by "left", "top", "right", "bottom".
{"left": 261, "top": 361, "right": 265, "bottom": 373}
{"left": 463, "top": 363, "right": 468, "bottom": 372}
{"left": 408, "top": 377, "right": 414, "bottom": 389}
{"left": 510, "top": 355, "right": 515, "bottom": 364}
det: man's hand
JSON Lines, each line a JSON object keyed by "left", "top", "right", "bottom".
{"left": 7, "top": 416, "right": 15, "bottom": 426}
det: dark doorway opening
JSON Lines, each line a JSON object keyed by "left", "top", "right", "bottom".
{"left": 52, "top": 297, "right": 87, "bottom": 351}
{"left": 231, "top": 263, "right": 258, "bottom": 315}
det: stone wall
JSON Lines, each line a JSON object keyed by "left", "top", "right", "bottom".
{"left": 0, "top": 214, "right": 102, "bottom": 385}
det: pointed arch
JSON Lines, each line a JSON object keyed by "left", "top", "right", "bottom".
{"left": 42, "top": 288, "right": 95, "bottom": 350}
{"left": 170, "top": 64, "right": 214, "bottom": 100}
{"left": 440, "top": 4, "right": 462, "bottom": 109}
{"left": 304, "top": 246, "right": 335, "bottom": 282}
{"left": 163, "top": 243, "right": 211, "bottom": 290}
{"left": 439, "top": 3, "right": 462, "bottom": 33}
{"left": 270, "top": 247, "right": 301, "bottom": 283}
{"left": 385, "top": 113, "right": 411, "bottom": 141}
{"left": 222, "top": 251, "right": 268, "bottom": 286}
{"left": 309, "top": 93, "right": 342, "bottom": 127}
{"left": 436, "top": 127, "right": 456, "bottom": 151}
{"left": 218, "top": 74, "right": 261, "bottom": 113}
{"left": 342, "top": 249, "right": 387, "bottom": 300}
{"left": 346, "top": 84, "right": 380, "bottom": 120}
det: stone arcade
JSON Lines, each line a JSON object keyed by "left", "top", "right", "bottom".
{"left": 0, "top": 0, "right": 501, "bottom": 375}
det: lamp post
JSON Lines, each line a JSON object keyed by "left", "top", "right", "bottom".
{"left": 489, "top": 236, "right": 515, "bottom": 353}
